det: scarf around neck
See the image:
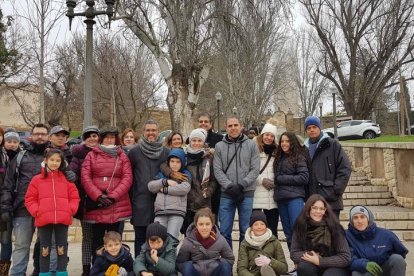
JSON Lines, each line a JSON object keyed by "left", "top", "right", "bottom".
{"left": 195, "top": 228, "right": 217, "bottom": 249}
{"left": 306, "top": 219, "right": 332, "bottom": 256}
{"left": 138, "top": 136, "right": 164, "bottom": 159}
{"left": 99, "top": 144, "right": 119, "bottom": 157}
{"left": 244, "top": 227, "right": 273, "bottom": 248}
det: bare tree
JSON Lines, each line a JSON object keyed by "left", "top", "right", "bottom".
{"left": 300, "top": 0, "right": 414, "bottom": 119}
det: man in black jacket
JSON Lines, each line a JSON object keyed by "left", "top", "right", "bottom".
{"left": 304, "top": 116, "right": 351, "bottom": 217}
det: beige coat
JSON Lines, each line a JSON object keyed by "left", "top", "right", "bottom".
{"left": 253, "top": 152, "right": 277, "bottom": 210}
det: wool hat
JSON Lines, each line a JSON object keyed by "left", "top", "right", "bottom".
{"left": 4, "top": 127, "right": 16, "bottom": 133}
{"left": 146, "top": 222, "right": 168, "bottom": 242}
{"left": 249, "top": 210, "right": 268, "bottom": 227}
{"left": 189, "top": 128, "right": 207, "bottom": 143}
{"left": 82, "top": 125, "right": 100, "bottom": 140}
{"left": 260, "top": 123, "right": 277, "bottom": 137}
{"left": 50, "top": 125, "right": 70, "bottom": 136}
{"left": 4, "top": 131, "right": 20, "bottom": 142}
{"left": 349, "top": 205, "right": 374, "bottom": 225}
{"left": 304, "top": 116, "right": 322, "bottom": 130}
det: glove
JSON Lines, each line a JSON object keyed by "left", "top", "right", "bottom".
{"left": 225, "top": 184, "right": 245, "bottom": 204}
{"left": 170, "top": 171, "right": 188, "bottom": 183}
{"left": 366, "top": 261, "right": 383, "bottom": 276}
{"left": 1, "top": 212, "right": 11, "bottom": 222}
{"left": 117, "top": 267, "right": 128, "bottom": 276}
{"left": 105, "top": 264, "right": 119, "bottom": 276}
{"left": 262, "top": 178, "right": 275, "bottom": 191}
{"left": 255, "top": 255, "right": 271, "bottom": 267}
{"left": 97, "top": 195, "right": 114, "bottom": 207}
{"left": 64, "top": 170, "right": 77, "bottom": 182}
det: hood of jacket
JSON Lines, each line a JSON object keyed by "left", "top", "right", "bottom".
{"left": 168, "top": 148, "right": 186, "bottom": 166}
{"left": 222, "top": 133, "right": 249, "bottom": 144}
{"left": 304, "top": 131, "right": 330, "bottom": 148}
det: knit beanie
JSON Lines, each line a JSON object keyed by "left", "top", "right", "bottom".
{"left": 304, "top": 116, "right": 322, "bottom": 130}
{"left": 189, "top": 128, "right": 207, "bottom": 143}
{"left": 4, "top": 131, "right": 20, "bottom": 143}
{"left": 146, "top": 222, "right": 168, "bottom": 242}
{"left": 82, "top": 125, "right": 99, "bottom": 140}
{"left": 260, "top": 123, "right": 277, "bottom": 137}
{"left": 249, "top": 210, "right": 268, "bottom": 227}
{"left": 349, "top": 205, "right": 374, "bottom": 225}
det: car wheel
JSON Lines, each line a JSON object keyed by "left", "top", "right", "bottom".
{"left": 327, "top": 133, "right": 334, "bottom": 138}
{"left": 363, "top": 130, "right": 376, "bottom": 139}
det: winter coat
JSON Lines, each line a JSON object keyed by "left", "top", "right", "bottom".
{"left": 186, "top": 153, "right": 217, "bottom": 212}
{"left": 1, "top": 144, "right": 45, "bottom": 217}
{"left": 237, "top": 234, "right": 288, "bottom": 276}
{"left": 177, "top": 224, "right": 235, "bottom": 276}
{"left": 346, "top": 223, "right": 408, "bottom": 273}
{"left": 68, "top": 143, "right": 93, "bottom": 219}
{"left": 274, "top": 154, "right": 309, "bottom": 202}
{"left": 213, "top": 135, "right": 260, "bottom": 197}
{"left": 304, "top": 133, "right": 351, "bottom": 210}
{"left": 253, "top": 152, "right": 277, "bottom": 210}
{"left": 91, "top": 244, "right": 134, "bottom": 276}
{"left": 24, "top": 168, "right": 79, "bottom": 227}
{"left": 128, "top": 145, "right": 170, "bottom": 226}
{"left": 81, "top": 146, "right": 133, "bottom": 224}
{"left": 133, "top": 235, "right": 178, "bottom": 276}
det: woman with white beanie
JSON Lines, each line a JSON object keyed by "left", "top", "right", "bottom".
{"left": 252, "top": 122, "right": 279, "bottom": 237}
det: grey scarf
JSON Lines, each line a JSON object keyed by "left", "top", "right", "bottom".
{"left": 138, "top": 136, "right": 164, "bottom": 159}
{"left": 99, "top": 145, "right": 119, "bottom": 157}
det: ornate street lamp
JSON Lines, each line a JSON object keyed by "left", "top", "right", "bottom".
{"left": 66, "top": 0, "right": 115, "bottom": 127}
{"left": 215, "top": 92, "right": 222, "bottom": 133}
{"left": 232, "top": 106, "right": 238, "bottom": 115}
{"left": 330, "top": 88, "right": 338, "bottom": 140}
{"left": 318, "top": 101, "right": 323, "bottom": 117}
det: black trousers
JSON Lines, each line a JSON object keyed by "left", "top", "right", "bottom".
{"left": 297, "top": 261, "right": 350, "bottom": 276}
{"left": 38, "top": 224, "right": 68, "bottom": 273}
{"left": 133, "top": 225, "right": 147, "bottom": 257}
{"left": 253, "top": 208, "right": 279, "bottom": 238}
{"left": 91, "top": 222, "right": 120, "bottom": 262}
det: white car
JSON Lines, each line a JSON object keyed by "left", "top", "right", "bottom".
{"left": 323, "top": 120, "right": 381, "bottom": 140}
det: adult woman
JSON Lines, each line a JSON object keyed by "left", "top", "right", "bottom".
{"left": 183, "top": 128, "right": 216, "bottom": 232}
{"left": 177, "top": 208, "right": 234, "bottom": 276}
{"left": 120, "top": 127, "right": 138, "bottom": 153}
{"left": 274, "top": 131, "right": 309, "bottom": 248}
{"left": 253, "top": 122, "right": 279, "bottom": 237}
{"left": 69, "top": 126, "right": 100, "bottom": 276}
{"left": 81, "top": 127, "right": 133, "bottom": 262}
{"left": 163, "top": 131, "right": 184, "bottom": 149}
{"left": 290, "top": 194, "right": 350, "bottom": 276}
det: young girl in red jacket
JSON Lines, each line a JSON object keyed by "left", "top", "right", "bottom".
{"left": 25, "top": 148, "right": 80, "bottom": 276}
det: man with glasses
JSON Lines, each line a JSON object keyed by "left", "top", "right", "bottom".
{"left": 1, "top": 123, "right": 50, "bottom": 275}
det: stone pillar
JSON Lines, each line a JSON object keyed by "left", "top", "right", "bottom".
{"left": 286, "top": 109, "right": 294, "bottom": 131}
{"left": 363, "top": 148, "right": 371, "bottom": 179}
{"left": 384, "top": 148, "right": 397, "bottom": 196}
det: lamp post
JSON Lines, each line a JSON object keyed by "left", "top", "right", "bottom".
{"left": 232, "top": 106, "right": 238, "bottom": 115}
{"left": 66, "top": 0, "right": 115, "bottom": 128}
{"left": 215, "top": 92, "right": 222, "bottom": 133}
{"left": 318, "top": 101, "right": 323, "bottom": 117}
{"left": 330, "top": 88, "right": 338, "bottom": 140}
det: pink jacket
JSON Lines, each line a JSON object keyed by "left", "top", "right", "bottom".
{"left": 25, "top": 169, "right": 79, "bottom": 227}
{"left": 81, "top": 146, "right": 132, "bottom": 223}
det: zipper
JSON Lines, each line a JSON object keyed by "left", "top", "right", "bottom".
{"left": 52, "top": 172, "right": 57, "bottom": 224}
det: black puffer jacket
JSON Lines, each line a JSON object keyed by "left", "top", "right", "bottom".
{"left": 274, "top": 154, "right": 309, "bottom": 202}
{"left": 305, "top": 134, "right": 351, "bottom": 210}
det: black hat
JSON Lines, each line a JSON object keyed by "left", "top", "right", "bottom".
{"left": 82, "top": 125, "right": 99, "bottom": 140}
{"left": 146, "top": 222, "right": 168, "bottom": 241}
{"left": 99, "top": 127, "right": 119, "bottom": 138}
{"left": 249, "top": 210, "right": 268, "bottom": 227}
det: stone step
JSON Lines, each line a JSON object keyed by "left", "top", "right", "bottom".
{"left": 345, "top": 185, "right": 389, "bottom": 193}
{"left": 343, "top": 191, "right": 392, "bottom": 199}
{"left": 350, "top": 175, "right": 370, "bottom": 182}
{"left": 344, "top": 198, "right": 394, "bottom": 206}
{"left": 351, "top": 170, "right": 368, "bottom": 177}
{"left": 348, "top": 180, "right": 371, "bottom": 186}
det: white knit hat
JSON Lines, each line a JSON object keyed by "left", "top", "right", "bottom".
{"left": 189, "top": 128, "right": 207, "bottom": 142}
{"left": 260, "top": 123, "right": 277, "bottom": 137}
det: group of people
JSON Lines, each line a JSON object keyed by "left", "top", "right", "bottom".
{"left": 0, "top": 113, "right": 409, "bottom": 276}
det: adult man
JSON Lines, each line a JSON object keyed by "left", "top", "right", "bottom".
{"left": 128, "top": 120, "right": 170, "bottom": 256}
{"left": 304, "top": 116, "right": 351, "bottom": 217}
{"left": 1, "top": 123, "right": 50, "bottom": 275}
{"left": 48, "top": 125, "right": 72, "bottom": 164}
{"left": 213, "top": 116, "right": 260, "bottom": 247}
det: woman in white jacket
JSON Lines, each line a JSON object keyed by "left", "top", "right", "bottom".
{"left": 252, "top": 122, "right": 278, "bottom": 237}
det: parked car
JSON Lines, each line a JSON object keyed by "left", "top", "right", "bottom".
{"left": 322, "top": 120, "right": 381, "bottom": 140}
{"left": 159, "top": 129, "right": 172, "bottom": 141}
{"left": 407, "top": 125, "right": 414, "bottom": 135}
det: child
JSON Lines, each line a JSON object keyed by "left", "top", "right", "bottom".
{"left": 25, "top": 148, "right": 80, "bottom": 276}
{"left": 237, "top": 210, "right": 288, "bottom": 276}
{"left": 133, "top": 222, "right": 178, "bottom": 276}
{"left": 90, "top": 231, "right": 134, "bottom": 276}
{"left": 148, "top": 148, "right": 191, "bottom": 238}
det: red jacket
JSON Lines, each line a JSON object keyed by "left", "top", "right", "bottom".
{"left": 25, "top": 169, "right": 80, "bottom": 227}
{"left": 81, "top": 146, "right": 133, "bottom": 224}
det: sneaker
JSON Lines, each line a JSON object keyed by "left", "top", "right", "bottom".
{"left": 260, "top": 264, "right": 276, "bottom": 276}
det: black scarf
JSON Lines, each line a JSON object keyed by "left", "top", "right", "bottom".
{"left": 306, "top": 219, "right": 332, "bottom": 256}
{"left": 263, "top": 144, "right": 276, "bottom": 155}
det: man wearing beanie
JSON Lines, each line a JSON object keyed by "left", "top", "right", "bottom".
{"left": 133, "top": 222, "right": 178, "bottom": 276}
{"left": 303, "top": 115, "right": 351, "bottom": 217}
{"left": 346, "top": 205, "right": 408, "bottom": 276}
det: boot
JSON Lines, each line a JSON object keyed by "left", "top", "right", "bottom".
{"left": 81, "top": 264, "right": 90, "bottom": 276}
{"left": 56, "top": 271, "right": 68, "bottom": 276}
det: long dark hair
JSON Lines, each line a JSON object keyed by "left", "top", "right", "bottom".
{"left": 273, "top": 132, "right": 305, "bottom": 171}
{"left": 42, "top": 148, "right": 66, "bottom": 178}
{"left": 292, "top": 194, "right": 344, "bottom": 247}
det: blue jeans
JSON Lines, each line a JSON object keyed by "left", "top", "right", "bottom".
{"left": 10, "top": 216, "right": 35, "bottom": 276}
{"left": 219, "top": 196, "right": 253, "bottom": 248}
{"left": 278, "top": 197, "right": 304, "bottom": 248}
{"left": 1, "top": 220, "right": 13, "bottom": 261}
{"left": 182, "top": 260, "right": 232, "bottom": 276}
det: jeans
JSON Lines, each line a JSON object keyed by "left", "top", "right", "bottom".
{"left": 10, "top": 216, "right": 35, "bottom": 276}
{"left": 155, "top": 215, "right": 184, "bottom": 239}
{"left": 91, "top": 222, "right": 120, "bottom": 262}
{"left": 38, "top": 224, "right": 68, "bottom": 273}
{"left": 1, "top": 220, "right": 13, "bottom": 261}
{"left": 352, "top": 254, "right": 406, "bottom": 276}
{"left": 278, "top": 197, "right": 304, "bottom": 248}
{"left": 297, "top": 260, "right": 350, "bottom": 276}
{"left": 182, "top": 260, "right": 232, "bottom": 276}
{"left": 253, "top": 208, "right": 279, "bottom": 238}
{"left": 219, "top": 196, "right": 253, "bottom": 247}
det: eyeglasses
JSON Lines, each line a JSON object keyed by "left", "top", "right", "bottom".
{"left": 199, "top": 120, "right": 209, "bottom": 123}
{"left": 32, "top": 133, "right": 48, "bottom": 137}
{"left": 311, "top": 206, "right": 327, "bottom": 212}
